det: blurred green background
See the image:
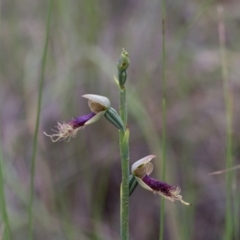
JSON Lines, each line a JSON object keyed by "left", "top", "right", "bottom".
{"left": 1, "top": 0, "right": 240, "bottom": 239}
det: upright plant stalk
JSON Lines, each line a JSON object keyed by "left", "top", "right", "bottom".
{"left": 117, "top": 49, "right": 130, "bottom": 240}
{"left": 0, "top": 0, "right": 11, "bottom": 239}
{"left": 0, "top": 136, "right": 12, "bottom": 240}
{"left": 159, "top": 0, "right": 167, "bottom": 239}
{"left": 218, "top": 6, "right": 234, "bottom": 240}
{"left": 27, "top": 1, "right": 53, "bottom": 239}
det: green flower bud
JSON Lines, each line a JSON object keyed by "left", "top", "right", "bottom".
{"left": 117, "top": 49, "right": 130, "bottom": 72}
{"left": 117, "top": 49, "right": 130, "bottom": 87}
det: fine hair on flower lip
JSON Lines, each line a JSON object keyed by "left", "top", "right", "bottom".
{"left": 43, "top": 112, "right": 97, "bottom": 142}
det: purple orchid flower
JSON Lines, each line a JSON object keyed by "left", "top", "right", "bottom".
{"left": 131, "top": 155, "right": 191, "bottom": 205}
{"left": 44, "top": 94, "right": 110, "bottom": 142}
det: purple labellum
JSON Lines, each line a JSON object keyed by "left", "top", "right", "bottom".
{"left": 142, "top": 175, "right": 180, "bottom": 198}
{"left": 70, "top": 112, "right": 96, "bottom": 129}
{"left": 43, "top": 112, "right": 97, "bottom": 142}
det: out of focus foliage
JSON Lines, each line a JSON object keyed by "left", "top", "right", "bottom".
{"left": 1, "top": 0, "right": 240, "bottom": 239}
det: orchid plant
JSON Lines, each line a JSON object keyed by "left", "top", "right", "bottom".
{"left": 44, "top": 49, "right": 190, "bottom": 240}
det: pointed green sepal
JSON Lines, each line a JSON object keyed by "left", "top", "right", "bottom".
{"left": 129, "top": 174, "right": 138, "bottom": 196}
{"left": 104, "top": 107, "right": 125, "bottom": 131}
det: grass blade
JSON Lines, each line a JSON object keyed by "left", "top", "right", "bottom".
{"left": 159, "top": 0, "right": 167, "bottom": 239}
{"left": 27, "top": 0, "right": 53, "bottom": 239}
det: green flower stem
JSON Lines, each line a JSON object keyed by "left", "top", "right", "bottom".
{"left": 118, "top": 49, "right": 130, "bottom": 240}
{"left": 119, "top": 86, "right": 129, "bottom": 240}
{"left": 27, "top": 0, "right": 53, "bottom": 239}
